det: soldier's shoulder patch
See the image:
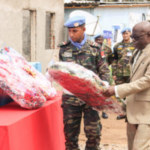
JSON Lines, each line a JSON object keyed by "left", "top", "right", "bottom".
{"left": 58, "top": 41, "right": 70, "bottom": 47}
{"left": 117, "top": 45, "right": 123, "bottom": 50}
{"left": 115, "top": 42, "right": 124, "bottom": 50}
{"left": 63, "top": 51, "right": 73, "bottom": 57}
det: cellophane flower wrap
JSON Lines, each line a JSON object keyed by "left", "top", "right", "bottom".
{"left": 0, "top": 47, "right": 57, "bottom": 109}
{"left": 48, "top": 61, "right": 124, "bottom": 114}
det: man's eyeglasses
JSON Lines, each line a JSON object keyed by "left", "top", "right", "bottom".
{"left": 130, "top": 33, "right": 147, "bottom": 41}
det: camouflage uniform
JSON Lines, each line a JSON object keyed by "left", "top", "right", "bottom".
{"left": 97, "top": 43, "right": 114, "bottom": 85}
{"left": 112, "top": 41, "right": 135, "bottom": 85}
{"left": 59, "top": 40, "right": 110, "bottom": 150}
{"left": 101, "top": 43, "right": 112, "bottom": 65}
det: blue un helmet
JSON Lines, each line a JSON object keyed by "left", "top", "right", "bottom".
{"left": 94, "top": 34, "right": 103, "bottom": 40}
{"left": 121, "top": 27, "right": 131, "bottom": 34}
{"left": 64, "top": 16, "right": 85, "bottom": 28}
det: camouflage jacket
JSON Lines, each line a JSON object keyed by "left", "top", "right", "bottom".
{"left": 112, "top": 41, "right": 135, "bottom": 77}
{"left": 59, "top": 40, "right": 110, "bottom": 105}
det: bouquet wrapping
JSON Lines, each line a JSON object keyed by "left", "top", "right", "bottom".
{"left": 48, "top": 61, "right": 124, "bottom": 114}
{"left": 0, "top": 47, "right": 57, "bottom": 109}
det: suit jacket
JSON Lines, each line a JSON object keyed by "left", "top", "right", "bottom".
{"left": 117, "top": 43, "right": 150, "bottom": 124}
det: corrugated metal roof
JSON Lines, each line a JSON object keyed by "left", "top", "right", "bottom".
{"left": 65, "top": 1, "right": 150, "bottom": 8}
{"left": 65, "top": 0, "right": 96, "bottom": 3}
{"left": 65, "top": 0, "right": 150, "bottom": 4}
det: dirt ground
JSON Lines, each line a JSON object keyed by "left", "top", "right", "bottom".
{"left": 79, "top": 113, "right": 127, "bottom": 150}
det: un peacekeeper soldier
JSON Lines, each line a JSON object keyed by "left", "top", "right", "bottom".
{"left": 112, "top": 27, "right": 135, "bottom": 85}
{"left": 94, "top": 34, "right": 112, "bottom": 65}
{"left": 111, "top": 27, "right": 135, "bottom": 120}
{"left": 94, "top": 34, "right": 113, "bottom": 119}
{"left": 59, "top": 16, "right": 110, "bottom": 150}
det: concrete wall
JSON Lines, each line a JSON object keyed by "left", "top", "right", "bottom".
{"left": 0, "top": 0, "right": 64, "bottom": 72}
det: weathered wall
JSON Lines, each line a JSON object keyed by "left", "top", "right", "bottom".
{"left": 0, "top": 0, "right": 64, "bottom": 72}
{"left": 0, "top": 7, "right": 22, "bottom": 52}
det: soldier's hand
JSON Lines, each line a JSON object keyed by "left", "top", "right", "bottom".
{"left": 102, "top": 86, "right": 115, "bottom": 97}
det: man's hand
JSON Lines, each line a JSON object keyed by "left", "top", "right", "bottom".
{"left": 102, "top": 86, "right": 115, "bottom": 97}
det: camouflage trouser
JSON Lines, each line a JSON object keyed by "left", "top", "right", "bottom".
{"left": 115, "top": 76, "right": 130, "bottom": 85}
{"left": 62, "top": 102, "right": 102, "bottom": 150}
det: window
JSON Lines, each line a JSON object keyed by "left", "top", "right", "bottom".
{"left": 45, "top": 12, "right": 55, "bottom": 49}
{"left": 22, "top": 10, "right": 36, "bottom": 61}
{"left": 22, "top": 10, "right": 31, "bottom": 61}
